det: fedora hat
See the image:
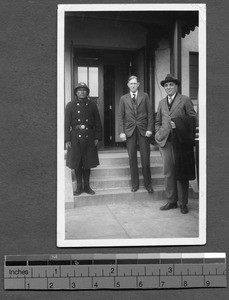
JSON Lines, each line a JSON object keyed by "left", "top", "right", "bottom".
{"left": 74, "top": 82, "right": 90, "bottom": 95}
{"left": 160, "top": 74, "right": 180, "bottom": 87}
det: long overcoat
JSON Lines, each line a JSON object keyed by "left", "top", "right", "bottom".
{"left": 65, "top": 97, "right": 102, "bottom": 170}
{"left": 155, "top": 93, "right": 196, "bottom": 180}
{"left": 171, "top": 115, "right": 196, "bottom": 180}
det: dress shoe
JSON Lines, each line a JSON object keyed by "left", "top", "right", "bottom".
{"left": 146, "top": 186, "right": 154, "bottom": 194}
{"left": 180, "top": 204, "right": 188, "bottom": 214}
{"left": 74, "top": 186, "right": 83, "bottom": 196}
{"left": 131, "top": 187, "right": 138, "bottom": 192}
{"left": 84, "top": 186, "right": 95, "bottom": 195}
{"left": 160, "top": 202, "right": 177, "bottom": 211}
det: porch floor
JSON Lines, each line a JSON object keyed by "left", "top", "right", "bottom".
{"left": 65, "top": 192, "right": 199, "bottom": 240}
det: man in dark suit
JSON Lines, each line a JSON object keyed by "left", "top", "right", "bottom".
{"left": 119, "top": 75, "right": 154, "bottom": 193}
{"left": 155, "top": 74, "right": 197, "bottom": 214}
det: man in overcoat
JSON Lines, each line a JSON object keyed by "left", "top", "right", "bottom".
{"left": 119, "top": 75, "right": 154, "bottom": 193}
{"left": 65, "top": 82, "right": 102, "bottom": 196}
{"left": 155, "top": 74, "right": 196, "bottom": 214}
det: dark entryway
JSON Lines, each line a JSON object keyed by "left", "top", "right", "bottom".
{"left": 73, "top": 48, "right": 146, "bottom": 148}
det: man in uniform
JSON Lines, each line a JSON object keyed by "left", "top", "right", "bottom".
{"left": 65, "top": 82, "right": 102, "bottom": 196}
{"left": 155, "top": 74, "right": 196, "bottom": 214}
{"left": 119, "top": 75, "right": 154, "bottom": 193}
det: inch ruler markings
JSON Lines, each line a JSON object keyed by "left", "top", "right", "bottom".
{"left": 4, "top": 253, "right": 227, "bottom": 290}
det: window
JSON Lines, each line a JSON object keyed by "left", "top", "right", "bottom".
{"left": 189, "top": 52, "right": 199, "bottom": 99}
{"left": 77, "top": 66, "right": 99, "bottom": 97}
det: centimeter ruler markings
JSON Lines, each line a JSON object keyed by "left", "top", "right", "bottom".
{"left": 4, "top": 253, "right": 227, "bottom": 290}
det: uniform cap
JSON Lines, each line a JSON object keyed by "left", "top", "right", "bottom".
{"left": 74, "top": 82, "right": 90, "bottom": 95}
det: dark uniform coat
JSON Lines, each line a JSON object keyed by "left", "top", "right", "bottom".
{"left": 65, "top": 97, "right": 102, "bottom": 170}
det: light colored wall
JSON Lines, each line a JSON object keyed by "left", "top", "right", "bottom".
{"left": 154, "top": 27, "right": 198, "bottom": 112}
{"left": 64, "top": 46, "right": 71, "bottom": 105}
{"left": 181, "top": 27, "right": 199, "bottom": 97}
{"left": 154, "top": 39, "right": 170, "bottom": 111}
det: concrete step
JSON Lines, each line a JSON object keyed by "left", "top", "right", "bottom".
{"left": 90, "top": 164, "right": 163, "bottom": 177}
{"left": 98, "top": 151, "right": 162, "bottom": 166}
{"left": 66, "top": 149, "right": 198, "bottom": 209}
{"left": 72, "top": 185, "right": 165, "bottom": 207}
{"left": 70, "top": 185, "right": 198, "bottom": 208}
{"left": 73, "top": 174, "right": 164, "bottom": 189}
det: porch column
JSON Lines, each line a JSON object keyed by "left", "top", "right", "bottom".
{"left": 170, "top": 20, "right": 182, "bottom": 93}
{"left": 146, "top": 31, "right": 158, "bottom": 116}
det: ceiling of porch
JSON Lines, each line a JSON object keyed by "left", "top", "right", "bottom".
{"left": 66, "top": 11, "right": 198, "bottom": 38}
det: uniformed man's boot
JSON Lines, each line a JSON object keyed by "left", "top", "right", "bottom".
{"left": 74, "top": 168, "right": 83, "bottom": 196}
{"left": 83, "top": 169, "right": 95, "bottom": 195}
{"left": 84, "top": 185, "right": 95, "bottom": 195}
{"left": 74, "top": 185, "right": 83, "bottom": 196}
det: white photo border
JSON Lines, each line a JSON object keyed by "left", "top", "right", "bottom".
{"left": 57, "top": 3, "right": 206, "bottom": 247}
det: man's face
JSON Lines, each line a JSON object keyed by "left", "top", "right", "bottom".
{"left": 76, "top": 88, "right": 88, "bottom": 99}
{"left": 164, "top": 82, "right": 177, "bottom": 96}
{"left": 127, "top": 78, "right": 140, "bottom": 93}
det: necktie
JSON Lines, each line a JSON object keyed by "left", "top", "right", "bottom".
{"left": 132, "top": 93, "right": 137, "bottom": 115}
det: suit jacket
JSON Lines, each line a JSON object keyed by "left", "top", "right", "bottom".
{"left": 118, "top": 92, "right": 153, "bottom": 137}
{"left": 155, "top": 93, "right": 196, "bottom": 147}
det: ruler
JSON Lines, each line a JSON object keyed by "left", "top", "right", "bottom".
{"left": 4, "top": 253, "right": 227, "bottom": 290}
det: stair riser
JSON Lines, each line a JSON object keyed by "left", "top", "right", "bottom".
{"left": 72, "top": 190, "right": 166, "bottom": 208}
{"left": 66, "top": 188, "right": 198, "bottom": 209}
{"left": 73, "top": 177, "right": 164, "bottom": 189}
{"left": 99, "top": 156, "right": 162, "bottom": 166}
{"left": 90, "top": 166, "right": 163, "bottom": 177}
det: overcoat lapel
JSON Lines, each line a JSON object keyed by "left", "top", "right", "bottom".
{"left": 169, "top": 93, "right": 182, "bottom": 115}
{"left": 162, "top": 98, "right": 170, "bottom": 115}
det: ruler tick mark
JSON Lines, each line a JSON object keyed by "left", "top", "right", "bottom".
{"left": 4, "top": 254, "right": 227, "bottom": 290}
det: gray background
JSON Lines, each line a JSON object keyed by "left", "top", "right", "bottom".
{"left": 0, "top": 0, "right": 228, "bottom": 299}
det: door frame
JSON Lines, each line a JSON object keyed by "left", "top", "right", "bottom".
{"left": 73, "top": 48, "right": 104, "bottom": 147}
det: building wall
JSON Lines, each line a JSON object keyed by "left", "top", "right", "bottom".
{"left": 64, "top": 47, "right": 71, "bottom": 105}
{"left": 154, "top": 27, "right": 198, "bottom": 112}
{"left": 182, "top": 27, "right": 199, "bottom": 111}
{"left": 154, "top": 39, "right": 170, "bottom": 111}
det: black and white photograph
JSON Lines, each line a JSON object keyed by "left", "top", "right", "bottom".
{"left": 57, "top": 3, "right": 206, "bottom": 247}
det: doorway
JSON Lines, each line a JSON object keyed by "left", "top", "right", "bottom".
{"left": 73, "top": 48, "right": 146, "bottom": 148}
